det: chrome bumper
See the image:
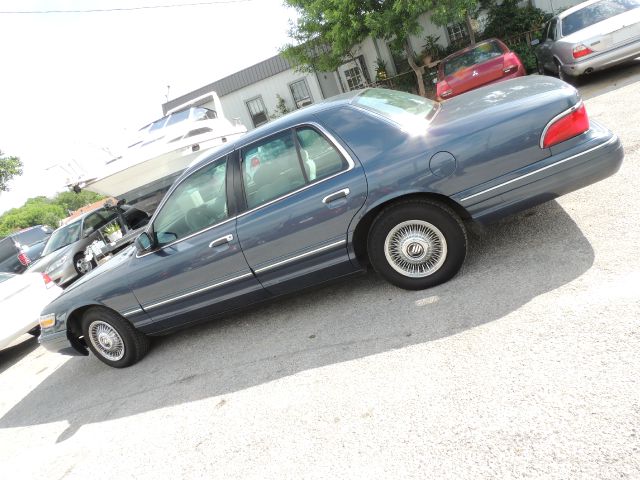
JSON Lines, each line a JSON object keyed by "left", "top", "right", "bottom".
{"left": 562, "top": 37, "right": 640, "bottom": 76}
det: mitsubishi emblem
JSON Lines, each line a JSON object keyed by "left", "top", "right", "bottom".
{"left": 472, "top": 70, "right": 479, "bottom": 77}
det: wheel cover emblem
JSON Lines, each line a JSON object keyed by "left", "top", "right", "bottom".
{"left": 384, "top": 220, "right": 448, "bottom": 278}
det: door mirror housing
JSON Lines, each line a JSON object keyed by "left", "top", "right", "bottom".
{"left": 530, "top": 38, "right": 540, "bottom": 46}
{"left": 135, "top": 231, "right": 154, "bottom": 253}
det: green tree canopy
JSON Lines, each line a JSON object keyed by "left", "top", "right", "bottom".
{"left": 282, "top": 0, "right": 480, "bottom": 96}
{"left": 0, "top": 150, "right": 23, "bottom": 192}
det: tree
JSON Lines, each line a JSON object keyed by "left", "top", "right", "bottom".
{"left": 0, "top": 150, "right": 23, "bottom": 192}
{"left": 282, "top": 0, "right": 436, "bottom": 97}
{"left": 54, "top": 190, "right": 105, "bottom": 214}
{"left": 430, "top": 0, "right": 482, "bottom": 46}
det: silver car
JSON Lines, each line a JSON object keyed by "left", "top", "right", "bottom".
{"left": 533, "top": 0, "right": 640, "bottom": 81}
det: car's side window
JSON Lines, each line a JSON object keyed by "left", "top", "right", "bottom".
{"left": 242, "top": 131, "right": 306, "bottom": 209}
{"left": 295, "top": 127, "right": 348, "bottom": 182}
{"left": 547, "top": 19, "right": 557, "bottom": 40}
{"left": 153, "top": 157, "right": 228, "bottom": 246}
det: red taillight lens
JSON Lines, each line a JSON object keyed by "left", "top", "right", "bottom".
{"left": 17, "top": 252, "right": 31, "bottom": 266}
{"left": 41, "top": 273, "right": 54, "bottom": 288}
{"left": 502, "top": 53, "right": 520, "bottom": 74}
{"left": 573, "top": 45, "right": 593, "bottom": 59}
{"left": 542, "top": 103, "right": 590, "bottom": 148}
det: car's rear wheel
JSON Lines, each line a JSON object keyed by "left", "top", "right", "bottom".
{"left": 81, "top": 307, "right": 150, "bottom": 368}
{"left": 536, "top": 57, "right": 546, "bottom": 75}
{"left": 367, "top": 200, "right": 467, "bottom": 290}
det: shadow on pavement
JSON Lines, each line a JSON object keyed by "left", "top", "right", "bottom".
{"left": 0, "top": 337, "right": 39, "bottom": 376}
{"left": 0, "top": 201, "right": 595, "bottom": 442}
{"left": 577, "top": 59, "right": 640, "bottom": 100}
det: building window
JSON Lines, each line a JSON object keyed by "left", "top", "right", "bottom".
{"left": 289, "top": 79, "right": 313, "bottom": 109}
{"left": 245, "top": 96, "right": 268, "bottom": 128}
{"left": 446, "top": 22, "right": 469, "bottom": 44}
{"left": 344, "top": 67, "right": 366, "bottom": 91}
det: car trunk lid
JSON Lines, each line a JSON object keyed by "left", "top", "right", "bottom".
{"left": 445, "top": 55, "right": 506, "bottom": 95}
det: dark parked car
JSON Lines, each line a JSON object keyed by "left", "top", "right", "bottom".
{"left": 28, "top": 204, "right": 149, "bottom": 287}
{"left": 39, "top": 77, "right": 623, "bottom": 367}
{"left": 0, "top": 225, "right": 52, "bottom": 274}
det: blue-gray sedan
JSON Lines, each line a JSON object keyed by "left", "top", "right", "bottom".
{"left": 38, "top": 76, "right": 624, "bottom": 367}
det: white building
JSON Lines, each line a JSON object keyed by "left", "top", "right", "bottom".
{"left": 161, "top": 0, "right": 583, "bottom": 131}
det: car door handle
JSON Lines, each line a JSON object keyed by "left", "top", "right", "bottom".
{"left": 209, "top": 234, "right": 233, "bottom": 248}
{"left": 322, "top": 188, "right": 350, "bottom": 204}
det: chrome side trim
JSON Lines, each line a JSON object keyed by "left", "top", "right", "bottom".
{"left": 254, "top": 240, "right": 346, "bottom": 274}
{"left": 143, "top": 272, "right": 253, "bottom": 311}
{"left": 460, "top": 134, "right": 617, "bottom": 204}
{"left": 122, "top": 308, "right": 143, "bottom": 317}
{"left": 539, "top": 100, "right": 584, "bottom": 149}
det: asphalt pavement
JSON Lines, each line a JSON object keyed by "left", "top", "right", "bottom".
{"left": 1, "top": 68, "right": 639, "bottom": 480}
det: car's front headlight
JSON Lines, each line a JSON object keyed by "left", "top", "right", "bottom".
{"left": 45, "top": 255, "right": 68, "bottom": 274}
{"left": 39, "top": 313, "right": 56, "bottom": 329}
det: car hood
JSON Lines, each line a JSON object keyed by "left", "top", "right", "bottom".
{"left": 27, "top": 245, "right": 74, "bottom": 273}
{"left": 62, "top": 245, "right": 136, "bottom": 295}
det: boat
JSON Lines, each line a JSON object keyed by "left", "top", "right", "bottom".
{"left": 68, "top": 91, "right": 247, "bottom": 213}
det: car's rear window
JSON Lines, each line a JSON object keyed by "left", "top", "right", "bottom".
{"left": 354, "top": 89, "right": 438, "bottom": 126}
{"left": 562, "top": 0, "right": 640, "bottom": 36}
{"left": 12, "top": 226, "right": 50, "bottom": 248}
{"left": 443, "top": 41, "right": 504, "bottom": 77}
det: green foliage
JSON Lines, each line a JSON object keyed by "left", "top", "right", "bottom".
{"left": 0, "top": 151, "right": 23, "bottom": 192}
{"left": 482, "top": 0, "right": 551, "bottom": 39}
{"left": 374, "top": 58, "right": 389, "bottom": 82}
{"left": 0, "top": 190, "right": 105, "bottom": 239}
{"left": 270, "top": 95, "right": 291, "bottom": 119}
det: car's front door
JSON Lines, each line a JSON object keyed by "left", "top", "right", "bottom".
{"left": 235, "top": 123, "right": 367, "bottom": 296}
{"left": 539, "top": 18, "right": 558, "bottom": 70}
{"left": 129, "top": 153, "right": 268, "bottom": 333}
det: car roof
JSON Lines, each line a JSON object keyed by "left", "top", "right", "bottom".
{"left": 557, "top": 0, "right": 602, "bottom": 19}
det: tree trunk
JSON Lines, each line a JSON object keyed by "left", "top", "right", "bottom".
{"left": 466, "top": 13, "right": 476, "bottom": 46}
{"left": 404, "top": 38, "right": 426, "bottom": 97}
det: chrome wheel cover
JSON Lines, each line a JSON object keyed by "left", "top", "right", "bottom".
{"left": 76, "top": 258, "right": 93, "bottom": 274}
{"left": 384, "top": 220, "right": 447, "bottom": 278}
{"left": 88, "top": 320, "right": 125, "bottom": 361}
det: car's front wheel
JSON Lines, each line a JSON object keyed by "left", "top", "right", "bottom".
{"left": 367, "top": 200, "right": 467, "bottom": 290}
{"left": 74, "top": 253, "right": 93, "bottom": 276}
{"left": 81, "top": 307, "right": 150, "bottom": 367}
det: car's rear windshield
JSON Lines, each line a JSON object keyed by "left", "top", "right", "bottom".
{"left": 562, "top": 0, "right": 640, "bottom": 36}
{"left": 443, "top": 41, "right": 504, "bottom": 77}
{"left": 353, "top": 89, "right": 438, "bottom": 126}
{"left": 12, "top": 226, "right": 50, "bottom": 248}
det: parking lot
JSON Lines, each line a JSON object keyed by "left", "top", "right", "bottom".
{"left": 1, "top": 67, "right": 640, "bottom": 479}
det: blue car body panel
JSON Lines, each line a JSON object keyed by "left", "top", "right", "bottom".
{"left": 38, "top": 76, "right": 624, "bottom": 355}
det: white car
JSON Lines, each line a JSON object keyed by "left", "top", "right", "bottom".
{"left": 0, "top": 272, "right": 62, "bottom": 350}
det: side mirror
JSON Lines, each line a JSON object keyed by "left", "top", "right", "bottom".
{"left": 530, "top": 39, "right": 540, "bottom": 46}
{"left": 135, "top": 231, "right": 154, "bottom": 253}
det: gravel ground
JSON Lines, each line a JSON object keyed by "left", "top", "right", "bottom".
{"left": 1, "top": 72, "right": 639, "bottom": 480}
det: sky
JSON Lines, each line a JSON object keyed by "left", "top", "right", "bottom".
{"left": 0, "top": 0, "right": 297, "bottom": 213}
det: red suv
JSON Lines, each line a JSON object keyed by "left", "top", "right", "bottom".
{"left": 436, "top": 39, "right": 526, "bottom": 101}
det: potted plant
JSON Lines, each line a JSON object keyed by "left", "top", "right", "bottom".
{"left": 103, "top": 222, "right": 122, "bottom": 243}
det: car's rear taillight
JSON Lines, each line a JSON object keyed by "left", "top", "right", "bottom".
{"left": 542, "top": 103, "right": 590, "bottom": 148}
{"left": 41, "top": 272, "right": 54, "bottom": 288}
{"left": 502, "top": 53, "right": 520, "bottom": 74}
{"left": 17, "top": 252, "right": 31, "bottom": 266}
{"left": 573, "top": 45, "right": 593, "bottom": 59}
{"left": 437, "top": 80, "right": 453, "bottom": 100}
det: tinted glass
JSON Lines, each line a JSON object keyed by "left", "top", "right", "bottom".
{"left": 165, "top": 109, "right": 191, "bottom": 127}
{"left": 12, "top": 227, "right": 49, "bottom": 247}
{"left": 192, "top": 107, "right": 217, "bottom": 120}
{"left": 83, "top": 210, "right": 116, "bottom": 236}
{"left": 443, "top": 41, "right": 504, "bottom": 76}
{"left": 562, "top": 0, "right": 640, "bottom": 36}
{"left": 355, "top": 88, "right": 438, "bottom": 125}
{"left": 242, "top": 131, "right": 306, "bottom": 209}
{"left": 296, "top": 128, "right": 348, "bottom": 182}
{"left": 153, "top": 158, "right": 228, "bottom": 246}
{"left": 42, "top": 221, "right": 82, "bottom": 255}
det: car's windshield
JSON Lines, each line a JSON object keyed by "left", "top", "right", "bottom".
{"left": 354, "top": 88, "right": 438, "bottom": 126}
{"left": 443, "top": 41, "right": 504, "bottom": 77}
{"left": 562, "top": 0, "right": 640, "bottom": 36}
{"left": 42, "top": 221, "right": 82, "bottom": 255}
{"left": 0, "top": 272, "right": 14, "bottom": 284}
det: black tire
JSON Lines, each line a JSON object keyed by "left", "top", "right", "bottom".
{"left": 367, "top": 200, "right": 467, "bottom": 290}
{"left": 536, "top": 57, "right": 546, "bottom": 75}
{"left": 555, "top": 59, "right": 578, "bottom": 85}
{"left": 73, "top": 253, "right": 93, "bottom": 276}
{"left": 81, "top": 307, "right": 150, "bottom": 368}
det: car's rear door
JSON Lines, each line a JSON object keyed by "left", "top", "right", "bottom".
{"left": 129, "top": 152, "right": 268, "bottom": 332}
{"left": 235, "top": 123, "right": 367, "bottom": 296}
